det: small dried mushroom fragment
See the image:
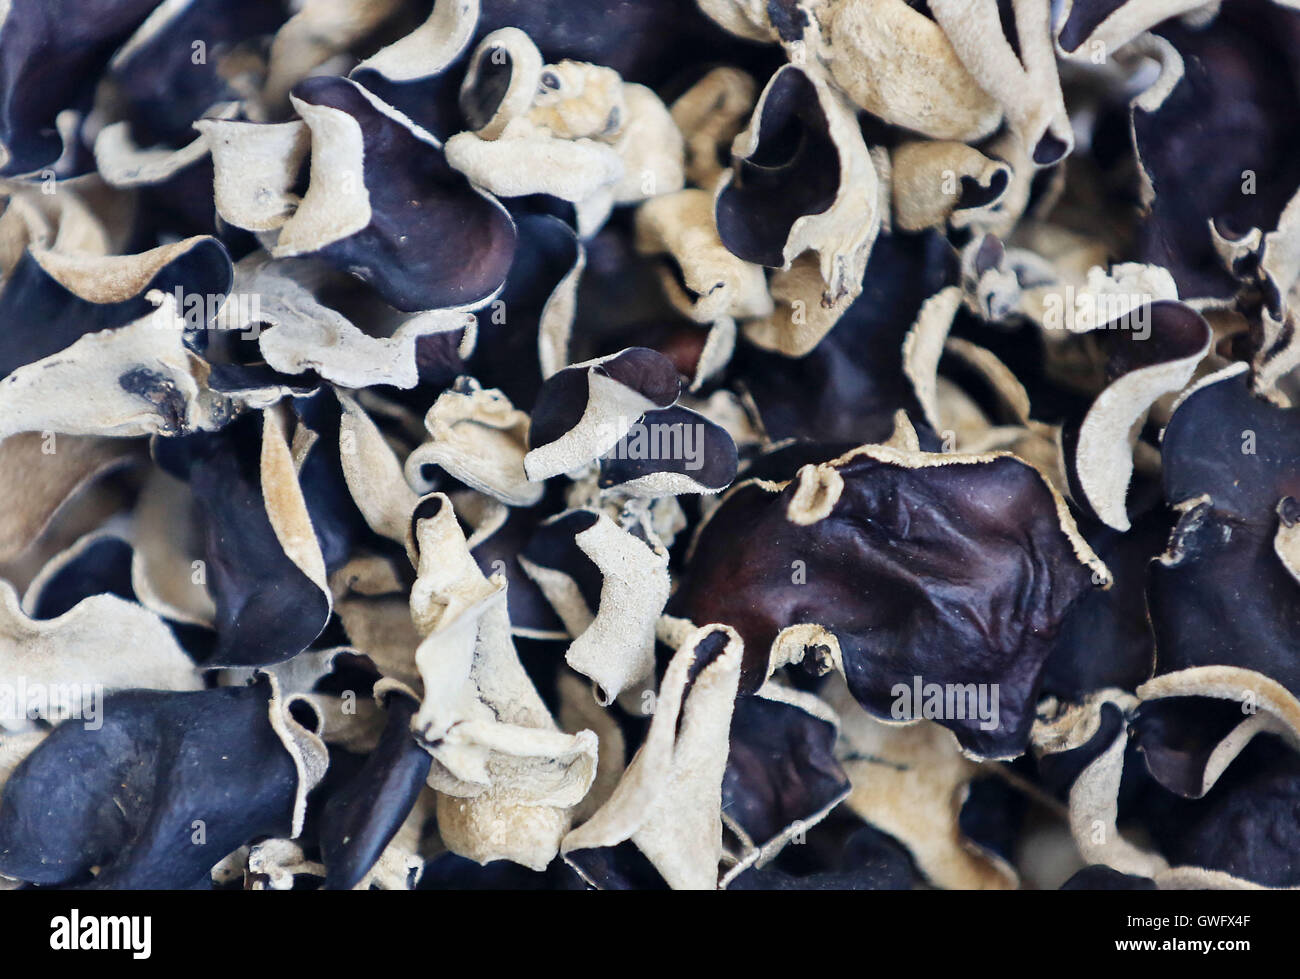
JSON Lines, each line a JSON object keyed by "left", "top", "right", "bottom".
{"left": 0, "top": 293, "right": 229, "bottom": 442}
{"left": 0, "top": 676, "right": 326, "bottom": 889}
{"left": 0, "top": 433, "right": 137, "bottom": 563}
{"left": 597, "top": 405, "right": 739, "bottom": 497}
{"left": 446, "top": 34, "right": 685, "bottom": 236}
{"left": 263, "top": 0, "right": 406, "bottom": 110}
{"left": 405, "top": 378, "right": 542, "bottom": 507}
{"left": 458, "top": 28, "right": 545, "bottom": 140}
{"left": 520, "top": 509, "right": 670, "bottom": 704}
{"left": 715, "top": 65, "right": 880, "bottom": 313}
{"left": 720, "top": 683, "right": 851, "bottom": 882}
{"left": 927, "top": 0, "right": 1074, "bottom": 166}
{"left": 319, "top": 690, "right": 432, "bottom": 889}
{"left": 274, "top": 75, "right": 517, "bottom": 312}
{"left": 562, "top": 624, "right": 743, "bottom": 889}
{"left": 1032, "top": 691, "right": 1166, "bottom": 879}
{"left": 222, "top": 255, "right": 476, "bottom": 391}
{"left": 671, "top": 440, "right": 1107, "bottom": 756}
{"left": 670, "top": 67, "right": 757, "bottom": 190}
{"left": 635, "top": 189, "right": 772, "bottom": 324}
{"left": 197, "top": 119, "right": 311, "bottom": 233}
{"left": 817, "top": 0, "right": 1003, "bottom": 142}
{"left": 524, "top": 347, "right": 682, "bottom": 481}
{"left": 160, "top": 410, "right": 333, "bottom": 667}
{"left": 1068, "top": 301, "right": 1211, "bottom": 531}
{"left": 890, "top": 141, "right": 1012, "bottom": 233}
{"left": 0, "top": 572, "right": 200, "bottom": 731}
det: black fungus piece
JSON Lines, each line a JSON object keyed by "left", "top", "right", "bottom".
{"left": 284, "top": 75, "right": 517, "bottom": 312}
{"left": 0, "top": 0, "right": 161, "bottom": 175}
{"left": 158, "top": 415, "right": 331, "bottom": 667}
{"left": 672, "top": 449, "right": 1099, "bottom": 755}
{"left": 715, "top": 66, "right": 839, "bottom": 268}
{"left": 721, "top": 692, "right": 850, "bottom": 857}
{"left": 733, "top": 230, "right": 956, "bottom": 445}
{"left": 319, "top": 692, "right": 431, "bottom": 890}
{"left": 0, "top": 679, "right": 301, "bottom": 889}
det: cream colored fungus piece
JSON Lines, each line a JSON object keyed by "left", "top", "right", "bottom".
{"left": 696, "top": 0, "right": 779, "bottom": 41}
{"left": 92, "top": 120, "right": 216, "bottom": 189}
{"left": 0, "top": 433, "right": 135, "bottom": 563}
{"left": 670, "top": 67, "right": 757, "bottom": 189}
{"left": 0, "top": 291, "right": 223, "bottom": 441}
{"left": 272, "top": 93, "right": 372, "bottom": 257}
{"left": 1033, "top": 690, "right": 1170, "bottom": 879}
{"left": 0, "top": 577, "right": 201, "bottom": 731}
{"left": 261, "top": 404, "right": 331, "bottom": 599}
{"left": 459, "top": 29, "right": 544, "bottom": 141}
{"left": 820, "top": 0, "right": 1003, "bottom": 141}
{"left": 891, "top": 140, "right": 1011, "bottom": 232}
{"left": 609, "top": 83, "right": 686, "bottom": 205}
{"left": 404, "top": 381, "right": 542, "bottom": 507}
{"left": 264, "top": 0, "right": 407, "bottom": 108}
{"left": 565, "top": 513, "right": 671, "bottom": 704}
{"left": 129, "top": 466, "right": 216, "bottom": 627}
{"left": 196, "top": 119, "right": 310, "bottom": 232}
{"left": 828, "top": 676, "right": 1018, "bottom": 889}
{"left": 523, "top": 358, "right": 675, "bottom": 483}
{"left": 250, "top": 271, "right": 473, "bottom": 391}
{"left": 527, "top": 60, "right": 626, "bottom": 142}
{"left": 337, "top": 391, "right": 420, "bottom": 553}
{"left": 562, "top": 624, "right": 744, "bottom": 889}
{"left": 928, "top": 0, "right": 1074, "bottom": 165}
{"left": 1076, "top": 309, "right": 1209, "bottom": 531}
{"left": 444, "top": 119, "right": 624, "bottom": 204}
{"left": 636, "top": 189, "right": 772, "bottom": 323}
{"left": 1138, "top": 666, "right": 1300, "bottom": 795}
{"left": 902, "top": 285, "right": 964, "bottom": 430}
{"left": 557, "top": 670, "right": 628, "bottom": 823}
{"left": 28, "top": 235, "right": 212, "bottom": 303}
{"left": 354, "top": 0, "right": 480, "bottom": 83}
{"left": 0, "top": 179, "right": 110, "bottom": 274}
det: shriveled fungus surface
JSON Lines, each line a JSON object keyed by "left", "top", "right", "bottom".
{"left": 3, "top": 0, "right": 1300, "bottom": 892}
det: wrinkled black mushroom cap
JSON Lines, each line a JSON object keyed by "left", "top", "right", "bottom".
{"left": 0, "top": 679, "right": 301, "bottom": 888}
{"left": 672, "top": 449, "right": 1098, "bottom": 755}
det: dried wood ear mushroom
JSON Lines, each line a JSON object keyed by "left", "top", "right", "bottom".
{"left": 3, "top": 0, "right": 1300, "bottom": 895}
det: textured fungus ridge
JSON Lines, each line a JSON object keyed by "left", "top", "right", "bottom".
{"left": 1, "top": 0, "right": 1299, "bottom": 896}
